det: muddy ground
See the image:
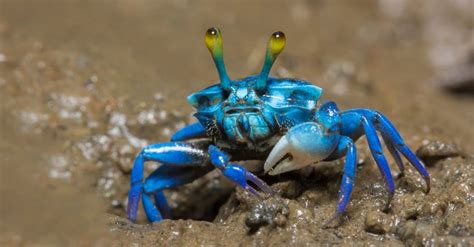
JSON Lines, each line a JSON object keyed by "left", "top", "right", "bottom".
{"left": 0, "top": 0, "right": 473, "bottom": 246}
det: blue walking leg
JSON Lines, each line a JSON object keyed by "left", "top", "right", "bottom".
{"left": 381, "top": 133, "right": 405, "bottom": 177}
{"left": 373, "top": 112, "right": 430, "bottom": 192}
{"left": 360, "top": 115, "right": 395, "bottom": 210}
{"left": 153, "top": 191, "right": 171, "bottom": 218}
{"left": 350, "top": 109, "right": 430, "bottom": 192}
{"left": 127, "top": 142, "right": 209, "bottom": 223}
{"left": 323, "top": 136, "right": 357, "bottom": 228}
{"left": 208, "top": 145, "right": 273, "bottom": 197}
{"left": 170, "top": 122, "right": 207, "bottom": 141}
{"left": 142, "top": 165, "right": 213, "bottom": 222}
{"left": 128, "top": 154, "right": 145, "bottom": 222}
{"left": 142, "top": 193, "right": 162, "bottom": 222}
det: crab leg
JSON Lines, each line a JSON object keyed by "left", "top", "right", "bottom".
{"left": 170, "top": 122, "right": 207, "bottom": 141}
{"left": 381, "top": 133, "right": 405, "bottom": 176}
{"left": 374, "top": 112, "right": 430, "bottom": 191}
{"left": 350, "top": 109, "right": 430, "bottom": 192}
{"left": 127, "top": 142, "right": 210, "bottom": 223}
{"left": 360, "top": 115, "right": 395, "bottom": 209}
{"left": 208, "top": 145, "right": 274, "bottom": 197}
{"left": 323, "top": 136, "right": 357, "bottom": 227}
{"left": 142, "top": 165, "right": 213, "bottom": 222}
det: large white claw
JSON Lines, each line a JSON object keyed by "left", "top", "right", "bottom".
{"left": 264, "top": 135, "right": 314, "bottom": 175}
{"left": 264, "top": 122, "right": 339, "bottom": 176}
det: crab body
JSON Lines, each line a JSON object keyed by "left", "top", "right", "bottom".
{"left": 127, "top": 28, "right": 430, "bottom": 226}
{"left": 189, "top": 76, "right": 322, "bottom": 156}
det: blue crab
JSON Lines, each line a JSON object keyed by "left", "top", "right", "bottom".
{"left": 127, "top": 27, "right": 430, "bottom": 226}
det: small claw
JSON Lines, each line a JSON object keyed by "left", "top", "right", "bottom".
{"left": 221, "top": 164, "right": 273, "bottom": 197}
{"left": 245, "top": 171, "right": 274, "bottom": 195}
{"left": 209, "top": 145, "right": 273, "bottom": 197}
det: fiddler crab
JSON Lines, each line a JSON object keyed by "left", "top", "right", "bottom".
{"left": 127, "top": 27, "right": 430, "bottom": 227}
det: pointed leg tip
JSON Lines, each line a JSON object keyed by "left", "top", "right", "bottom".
{"left": 383, "top": 193, "right": 394, "bottom": 213}
{"left": 244, "top": 171, "right": 274, "bottom": 196}
{"left": 424, "top": 177, "right": 431, "bottom": 194}
{"left": 126, "top": 212, "right": 137, "bottom": 223}
{"left": 396, "top": 171, "right": 405, "bottom": 179}
{"left": 321, "top": 213, "right": 342, "bottom": 229}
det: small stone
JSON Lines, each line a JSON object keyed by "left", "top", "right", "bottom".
{"left": 413, "top": 222, "right": 436, "bottom": 245}
{"left": 399, "top": 194, "right": 420, "bottom": 219}
{"left": 245, "top": 197, "right": 289, "bottom": 231}
{"left": 397, "top": 220, "right": 417, "bottom": 241}
{"left": 416, "top": 140, "right": 460, "bottom": 166}
{"left": 449, "top": 224, "right": 472, "bottom": 237}
{"left": 365, "top": 210, "right": 393, "bottom": 234}
{"left": 425, "top": 236, "right": 474, "bottom": 246}
{"left": 397, "top": 220, "right": 437, "bottom": 246}
{"left": 420, "top": 200, "right": 447, "bottom": 217}
{"left": 272, "top": 180, "right": 304, "bottom": 199}
{"left": 274, "top": 213, "right": 288, "bottom": 227}
{"left": 398, "top": 175, "right": 426, "bottom": 193}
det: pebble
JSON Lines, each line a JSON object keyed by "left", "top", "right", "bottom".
{"left": 416, "top": 140, "right": 460, "bottom": 166}
{"left": 245, "top": 197, "right": 289, "bottom": 230}
{"left": 364, "top": 210, "right": 393, "bottom": 234}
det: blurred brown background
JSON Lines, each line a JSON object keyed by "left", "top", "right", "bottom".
{"left": 0, "top": 0, "right": 472, "bottom": 245}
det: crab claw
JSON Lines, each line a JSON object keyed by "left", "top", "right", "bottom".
{"left": 264, "top": 122, "right": 339, "bottom": 175}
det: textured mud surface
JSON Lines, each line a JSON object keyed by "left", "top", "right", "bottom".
{"left": 0, "top": 0, "right": 473, "bottom": 246}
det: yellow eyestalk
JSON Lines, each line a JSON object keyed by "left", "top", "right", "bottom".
{"left": 267, "top": 31, "right": 286, "bottom": 58}
{"left": 205, "top": 27, "right": 231, "bottom": 89}
{"left": 257, "top": 31, "right": 286, "bottom": 90}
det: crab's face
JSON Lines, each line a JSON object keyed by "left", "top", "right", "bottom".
{"left": 187, "top": 76, "right": 261, "bottom": 115}
{"left": 188, "top": 27, "right": 286, "bottom": 115}
{"left": 222, "top": 78, "right": 263, "bottom": 115}
{"left": 187, "top": 27, "right": 323, "bottom": 145}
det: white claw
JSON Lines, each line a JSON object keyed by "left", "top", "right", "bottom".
{"left": 264, "top": 137, "right": 290, "bottom": 173}
{"left": 264, "top": 135, "right": 313, "bottom": 175}
{"left": 268, "top": 158, "right": 295, "bottom": 175}
{"left": 268, "top": 155, "right": 311, "bottom": 175}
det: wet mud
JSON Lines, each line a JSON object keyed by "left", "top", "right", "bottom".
{"left": 0, "top": 0, "right": 473, "bottom": 246}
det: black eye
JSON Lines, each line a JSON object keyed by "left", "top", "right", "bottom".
{"left": 198, "top": 96, "right": 210, "bottom": 107}
{"left": 206, "top": 27, "right": 218, "bottom": 37}
{"left": 187, "top": 84, "right": 225, "bottom": 109}
{"left": 288, "top": 90, "right": 314, "bottom": 105}
{"left": 289, "top": 90, "right": 306, "bottom": 102}
{"left": 197, "top": 95, "right": 222, "bottom": 108}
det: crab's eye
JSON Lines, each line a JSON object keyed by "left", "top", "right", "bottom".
{"left": 195, "top": 95, "right": 222, "bottom": 108}
{"left": 204, "top": 27, "right": 232, "bottom": 90}
{"left": 198, "top": 96, "right": 210, "bottom": 106}
{"left": 269, "top": 31, "right": 286, "bottom": 56}
{"left": 205, "top": 27, "right": 221, "bottom": 49}
{"left": 187, "top": 85, "right": 224, "bottom": 110}
{"left": 289, "top": 90, "right": 312, "bottom": 103}
{"left": 256, "top": 31, "right": 286, "bottom": 90}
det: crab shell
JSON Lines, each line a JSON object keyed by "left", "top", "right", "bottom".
{"left": 188, "top": 75, "right": 323, "bottom": 154}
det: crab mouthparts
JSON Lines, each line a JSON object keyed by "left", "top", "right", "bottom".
{"left": 224, "top": 107, "right": 260, "bottom": 114}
